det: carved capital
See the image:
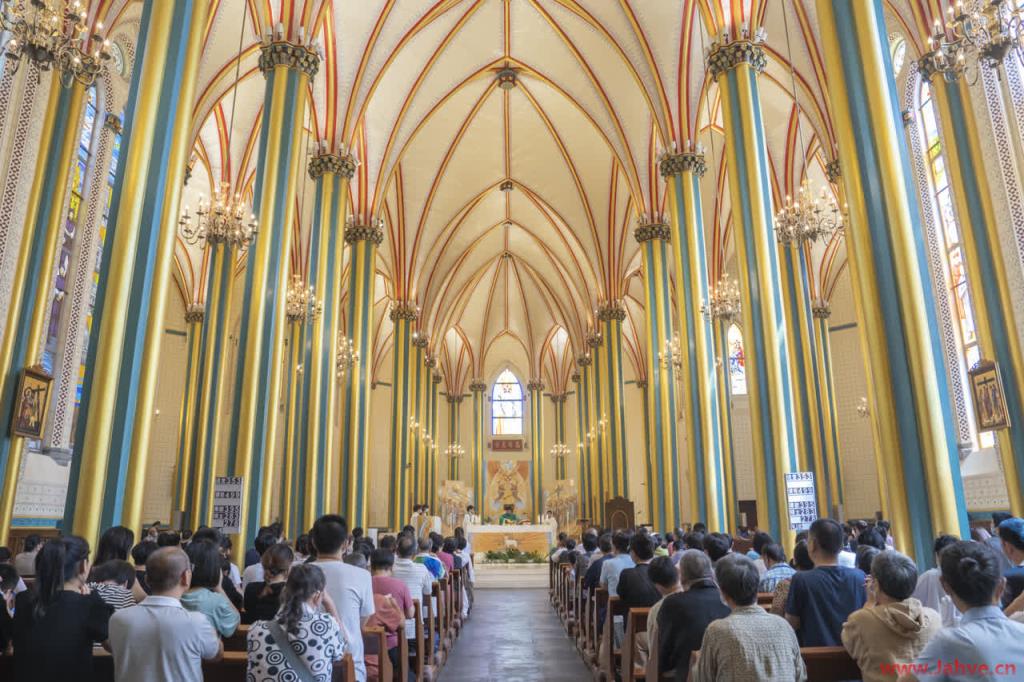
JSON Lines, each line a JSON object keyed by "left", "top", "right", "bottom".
{"left": 707, "top": 40, "right": 767, "bottom": 80}
{"left": 635, "top": 379, "right": 648, "bottom": 390}
{"left": 424, "top": 356, "right": 436, "bottom": 369}
{"left": 389, "top": 302, "right": 419, "bottom": 321}
{"left": 576, "top": 355, "right": 592, "bottom": 368}
{"left": 659, "top": 152, "right": 706, "bottom": 178}
{"left": 526, "top": 380, "right": 545, "bottom": 393}
{"left": 469, "top": 380, "right": 487, "bottom": 393}
{"left": 308, "top": 153, "right": 357, "bottom": 180}
{"left": 103, "top": 112, "right": 123, "bottom": 135}
{"left": 184, "top": 304, "right": 205, "bottom": 324}
{"left": 432, "top": 372, "right": 443, "bottom": 384}
{"left": 596, "top": 302, "right": 626, "bottom": 322}
{"left": 447, "top": 394, "right": 464, "bottom": 404}
{"left": 635, "top": 222, "right": 671, "bottom": 244}
{"left": 825, "top": 159, "right": 842, "bottom": 184}
{"left": 812, "top": 302, "right": 832, "bottom": 320}
{"left": 586, "top": 332, "right": 603, "bottom": 348}
{"left": 345, "top": 218, "right": 384, "bottom": 246}
{"left": 570, "top": 372, "right": 580, "bottom": 384}
{"left": 259, "top": 42, "right": 321, "bottom": 77}
{"left": 549, "top": 393, "right": 568, "bottom": 404}
{"left": 412, "top": 336, "right": 429, "bottom": 349}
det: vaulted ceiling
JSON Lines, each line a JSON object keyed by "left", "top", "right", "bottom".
{"left": 91, "top": 0, "right": 938, "bottom": 391}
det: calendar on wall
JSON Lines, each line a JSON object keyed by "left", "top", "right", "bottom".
{"left": 212, "top": 476, "right": 243, "bottom": 534}
{"left": 784, "top": 472, "right": 817, "bottom": 532}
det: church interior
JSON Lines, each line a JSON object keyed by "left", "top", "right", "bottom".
{"left": 2, "top": 0, "right": 1024, "bottom": 679}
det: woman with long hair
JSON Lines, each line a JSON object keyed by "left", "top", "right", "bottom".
{"left": 242, "top": 543, "right": 294, "bottom": 624}
{"left": 95, "top": 526, "right": 147, "bottom": 602}
{"left": 247, "top": 563, "right": 346, "bottom": 682}
{"left": 181, "top": 539, "right": 240, "bottom": 637}
{"left": 12, "top": 535, "right": 113, "bottom": 681}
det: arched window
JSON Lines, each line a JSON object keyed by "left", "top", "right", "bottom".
{"left": 727, "top": 324, "right": 747, "bottom": 396}
{"left": 916, "top": 80, "right": 993, "bottom": 448}
{"left": 889, "top": 32, "right": 907, "bottom": 78}
{"left": 491, "top": 368, "right": 524, "bottom": 435}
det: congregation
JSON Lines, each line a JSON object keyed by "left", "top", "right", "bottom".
{"left": 549, "top": 515, "right": 1024, "bottom": 681}
{"left": 0, "top": 514, "right": 475, "bottom": 682}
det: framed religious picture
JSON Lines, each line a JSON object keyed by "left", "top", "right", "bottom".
{"left": 10, "top": 366, "right": 53, "bottom": 439}
{"left": 969, "top": 360, "right": 1010, "bottom": 433}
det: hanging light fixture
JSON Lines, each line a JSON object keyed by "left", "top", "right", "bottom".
{"left": 285, "top": 273, "right": 319, "bottom": 322}
{"left": 701, "top": 274, "right": 742, "bottom": 322}
{"left": 660, "top": 333, "right": 682, "bottom": 371}
{"left": 445, "top": 443, "right": 465, "bottom": 460}
{"left": 1, "top": 0, "right": 113, "bottom": 85}
{"left": 335, "top": 334, "right": 358, "bottom": 379}
{"left": 178, "top": 11, "right": 257, "bottom": 248}
{"left": 922, "top": 0, "right": 1024, "bottom": 82}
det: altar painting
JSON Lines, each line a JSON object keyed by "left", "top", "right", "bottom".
{"left": 486, "top": 460, "right": 529, "bottom": 516}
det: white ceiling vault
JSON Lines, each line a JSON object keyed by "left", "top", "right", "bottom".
{"left": 90, "top": 0, "right": 931, "bottom": 392}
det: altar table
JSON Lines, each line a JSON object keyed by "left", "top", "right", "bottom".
{"left": 466, "top": 523, "right": 556, "bottom": 556}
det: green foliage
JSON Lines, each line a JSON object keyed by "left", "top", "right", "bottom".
{"left": 483, "top": 547, "right": 546, "bottom": 563}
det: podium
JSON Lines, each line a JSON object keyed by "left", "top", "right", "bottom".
{"left": 604, "top": 496, "right": 634, "bottom": 531}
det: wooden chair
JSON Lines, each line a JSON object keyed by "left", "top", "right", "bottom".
{"left": 363, "top": 626, "right": 392, "bottom": 682}
{"left": 601, "top": 596, "right": 629, "bottom": 681}
{"left": 801, "top": 646, "right": 862, "bottom": 681}
{"left": 620, "top": 607, "right": 650, "bottom": 682}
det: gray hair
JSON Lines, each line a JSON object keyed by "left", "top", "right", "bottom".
{"left": 714, "top": 553, "right": 759, "bottom": 606}
{"left": 679, "top": 549, "right": 714, "bottom": 584}
{"left": 871, "top": 550, "right": 918, "bottom": 601}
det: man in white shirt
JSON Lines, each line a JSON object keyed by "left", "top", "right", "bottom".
{"left": 600, "top": 531, "right": 636, "bottom": 598}
{"left": 912, "top": 533, "right": 961, "bottom": 626}
{"left": 464, "top": 505, "right": 480, "bottom": 526}
{"left": 240, "top": 530, "right": 278, "bottom": 588}
{"left": 109, "top": 547, "right": 222, "bottom": 682}
{"left": 392, "top": 534, "right": 434, "bottom": 640}
{"left": 312, "top": 515, "right": 375, "bottom": 682}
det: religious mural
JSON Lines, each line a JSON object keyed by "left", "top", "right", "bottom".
{"left": 486, "top": 460, "right": 529, "bottom": 517}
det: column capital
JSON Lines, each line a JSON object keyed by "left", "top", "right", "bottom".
{"left": 412, "top": 335, "right": 429, "bottom": 349}
{"left": 469, "top": 380, "right": 487, "bottom": 393}
{"left": 586, "top": 332, "right": 604, "bottom": 348}
{"left": 659, "top": 152, "right": 706, "bottom": 178}
{"left": 259, "top": 41, "right": 321, "bottom": 78}
{"left": 424, "top": 356, "right": 436, "bottom": 369}
{"left": 576, "top": 354, "right": 592, "bottom": 368}
{"left": 549, "top": 392, "right": 568, "bottom": 404}
{"left": 706, "top": 39, "right": 767, "bottom": 80}
{"left": 635, "top": 221, "right": 671, "bottom": 244}
{"left": 184, "top": 304, "right": 205, "bottom": 324}
{"left": 389, "top": 301, "right": 420, "bottom": 321}
{"left": 570, "top": 371, "right": 580, "bottom": 384}
{"left": 825, "top": 159, "right": 842, "bottom": 183}
{"left": 446, "top": 394, "right": 464, "bottom": 404}
{"left": 526, "top": 380, "right": 545, "bottom": 393}
{"left": 432, "top": 372, "right": 443, "bottom": 385}
{"left": 345, "top": 217, "right": 384, "bottom": 246}
{"left": 812, "top": 301, "right": 832, "bottom": 320}
{"left": 308, "top": 153, "right": 358, "bottom": 180}
{"left": 635, "top": 379, "right": 648, "bottom": 390}
{"left": 103, "top": 112, "right": 123, "bottom": 135}
{"left": 596, "top": 301, "right": 626, "bottom": 322}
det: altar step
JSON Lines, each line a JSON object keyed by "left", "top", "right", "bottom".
{"left": 471, "top": 562, "right": 549, "bottom": 589}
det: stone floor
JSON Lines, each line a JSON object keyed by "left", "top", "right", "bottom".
{"left": 438, "top": 587, "right": 592, "bottom": 682}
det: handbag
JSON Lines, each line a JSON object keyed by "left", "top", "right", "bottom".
{"left": 266, "top": 620, "right": 318, "bottom": 682}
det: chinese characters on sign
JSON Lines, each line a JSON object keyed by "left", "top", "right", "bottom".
{"left": 212, "top": 476, "right": 243, "bottom": 535}
{"left": 784, "top": 471, "right": 817, "bottom": 532}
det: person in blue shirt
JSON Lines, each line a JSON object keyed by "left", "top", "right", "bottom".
{"left": 904, "top": 540, "right": 1024, "bottom": 682}
{"left": 785, "top": 517, "right": 866, "bottom": 646}
{"left": 996, "top": 517, "right": 1024, "bottom": 609}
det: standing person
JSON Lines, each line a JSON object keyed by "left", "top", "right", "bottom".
{"left": 13, "top": 535, "right": 41, "bottom": 576}
{"left": 691, "top": 554, "right": 806, "bottom": 682}
{"left": 369, "top": 549, "right": 414, "bottom": 678}
{"left": 414, "top": 537, "right": 445, "bottom": 580}
{"left": 247, "top": 563, "right": 346, "bottom": 682}
{"left": 454, "top": 536, "right": 474, "bottom": 615}
{"left": 599, "top": 531, "right": 635, "bottom": 598}
{"left": 988, "top": 512, "right": 1015, "bottom": 573}
{"left": 785, "top": 518, "right": 867, "bottom": 646}
{"left": 842, "top": 551, "right": 940, "bottom": 682}
{"left": 911, "top": 534, "right": 960, "bottom": 626}
{"left": 242, "top": 530, "right": 280, "bottom": 588}
{"left": 903, "top": 541, "right": 1024, "bottom": 681}
{"left": 312, "top": 514, "right": 375, "bottom": 682}
{"left": 97, "top": 526, "right": 147, "bottom": 602}
{"left": 464, "top": 505, "right": 480, "bottom": 526}
{"left": 997, "top": 517, "right": 1024, "bottom": 608}
{"left": 108, "top": 547, "right": 222, "bottom": 681}
{"left": 130, "top": 541, "right": 156, "bottom": 595}
{"left": 181, "top": 540, "right": 240, "bottom": 637}
{"left": 11, "top": 535, "right": 113, "bottom": 682}
{"left": 391, "top": 535, "right": 433, "bottom": 644}
{"left": 243, "top": 543, "right": 294, "bottom": 624}
{"left": 758, "top": 544, "right": 795, "bottom": 594}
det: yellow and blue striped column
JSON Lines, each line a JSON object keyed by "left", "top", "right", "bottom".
{"left": 283, "top": 314, "right": 306, "bottom": 538}
{"left": 469, "top": 380, "right": 488, "bottom": 516}
{"left": 388, "top": 304, "right": 418, "bottom": 529}
{"left": 635, "top": 221, "right": 682, "bottom": 532}
{"left": 410, "top": 337, "right": 428, "bottom": 506}
{"left": 172, "top": 306, "right": 204, "bottom": 523}
{"left": 712, "top": 320, "right": 740, "bottom": 528}
{"left": 921, "top": 64, "right": 1024, "bottom": 515}
{"left": 527, "top": 380, "right": 545, "bottom": 518}
{"left": 637, "top": 379, "right": 655, "bottom": 524}
{"left": 777, "top": 239, "right": 831, "bottom": 517}
{"left": 64, "top": 0, "right": 209, "bottom": 544}
{"left": 551, "top": 394, "right": 568, "bottom": 480}
{"left": 188, "top": 234, "right": 246, "bottom": 530}
{"left": 709, "top": 39, "right": 800, "bottom": 542}
{"left": 301, "top": 153, "right": 355, "bottom": 524}
{"left": 226, "top": 41, "right": 318, "bottom": 559}
{"left": 597, "top": 305, "right": 629, "bottom": 499}
{"left": 817, "top": 0, "right": 968, "bottom": 560}
{"left": 587, "top": 333, "right": 607, "bottom": 512}
{"left": 446, "top": 395, "right": 462, "bottom": 480}
{"left": 339, "top": 216, "right": 382, "bottom": 527}
{"left": 571, "top": 369, "right": 590, "bottom": 519}
{"left": 0, "top": 79, "right": 87, "bottom": 545}
{"left": 429, "top": 371, "right": 441, "bottom": 510}
{"left": 810, "top": 300, "right": 844, "bottom": 516}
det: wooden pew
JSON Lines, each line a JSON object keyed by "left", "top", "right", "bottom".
{"left": 619, "top": 607, "right": 650, "bottom": 682}
{"left": 561, "top": 564, "right": 577, "bottom": 635}
{"left": 222, "top": 624, "right": 250, "bottom": 652}
{"left": 410, "top": 599, "right": 428, "bottom": 682}
{"left": 430, "top": 580, "right": 447, "bottom": 666}
{"left": 801, "top": 646, "right": 862, "bottom": 681}
{"left": 574, "top": 576, "right": 587, "bottom": 655}
{"left": 450, "top": 568, "right": 464, "bottom": 632}
{"left": 363, "top": 626, "right": 393, "bottom": 682}
{"left": 549, "top": 560, "right": 557, "bottom": 600}
{"left": 203, "top": 651, "right": 357, "bottom": 681}
{"left": 586, "top": 586, "right": 607, "bottom": 668}
{"left": 756, "top": 592, "right": 774, "bottom": 608}
{"left": 601, "top": 595, "right": 630, "bottom": 681}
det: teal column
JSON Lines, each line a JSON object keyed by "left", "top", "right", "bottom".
{"left": 388, "top": 305, "right": 417, "bottom": 530}
{"left": 173, "top": 307, "right": 204, "bottom": 519}
{"left": 428, "top": 366, "right": 441, "bottom": 511}
{"left": 469, "top": 380, "right": 487, "bottom": 514}
{"left": 571, "top": 370, "right": 588, "bottom": 518}
{"left": 597, "top": 304, "right": 629, "bottom": 499}
{"left": 446, "top": 395, "right": 462, "bottom": 480}
{"left": 527, "top": 380, "right": 545, "bottom": 518}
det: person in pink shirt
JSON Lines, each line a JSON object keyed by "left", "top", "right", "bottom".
{"left": 370, "top": 549, "right": 413, "bottom": 675}
{"left": 434, "top": 534, "right": 455, "bottom": 574}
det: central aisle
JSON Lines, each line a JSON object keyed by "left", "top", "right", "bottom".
{"left": 439, "top": 588, "right": 592, "bottom": 682}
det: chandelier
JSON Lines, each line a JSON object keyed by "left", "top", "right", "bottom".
{"left": 285, "top": 274, "right": 320, "bottom": 322}
{"left": 550, "top": 443, "right": 570, "bottom": 461}
{"left": 445, "top": 443, "right": 465, "bottom": 460}
{"left": 702, "top": 274, "right": 742, "bottom": 322}
{"left": 178, "top": 183, "right": 258, "bottom": 248}
{"left": 774, "top": 179, "right": 843, "bottom": 246}
{"left": 336, "top": 335, "right": 358, "bottom": 379}
{"left": 923, "top": 0, "right": 1024, "bottom": 82}
{"left": 1, "top": 0, "right": 112, "bottom": 85}
{"left": 660, "top": 333, "right": 682, "bottom": 371}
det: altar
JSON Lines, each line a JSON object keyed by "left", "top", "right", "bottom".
{"left": 466, "top": 523, "right": 557, "bottom": 556}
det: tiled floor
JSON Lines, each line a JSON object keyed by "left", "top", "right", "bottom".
{"left": 438, "top": 587, "right": 593, "bottom": 682}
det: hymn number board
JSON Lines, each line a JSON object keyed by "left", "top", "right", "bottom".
{"left": 784, "top": 471, "right": 817, "bottom": 532}
{"left": 212, "top": 476, "right": 244, "bottom": 534}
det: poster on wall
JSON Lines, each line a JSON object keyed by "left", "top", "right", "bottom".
{"left": 486, "top": 460, "right": 530, "bottom": 518}
{"left": 784, "top": 471, "right": 817, "bottom": 532}
{"left": 212, "top": 476, "right": 244, "bottom": 534}
{"left": 10, "top": 366, "right": 53, "bottom": 439}
{"left": 969, "top": 360, "right": 1011, "bottom": 432}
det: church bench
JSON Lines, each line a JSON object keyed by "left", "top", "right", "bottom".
{"left": 561, "top": 564, "right": 577, "bottom": 635}
{"left": 619, "top": 607, "right": 650, "bottom": 682}
{"left": 575, "top": 578, "right": 590, "bottom": 656}
{"left": 801, "top": 646, "right": 862, "bottom": 681}
{"left": 550, "top": 560, "right": 557, "bottom": 601}
{"left": 223, "top": 623, "right": 250, "bottom": 651}
{"left": 757, "top": 592, "right": 774, "bottom": 608}
{"left": 601, "top": 595, "right": 630, "bottom": 681}
{"left": 363, "top": 626, "right": 393, "bottom": 682}
{"left": 587, "top": 586, "right": 608, "bottom": 669}
{"left": 430, "top": 580, "right": 448, "bottom": 665}
{"left": 410, "top": 599, "right": 430, "bottom": 681}
{"left": 450, "top": 568, "right": 464, "bottom": 632}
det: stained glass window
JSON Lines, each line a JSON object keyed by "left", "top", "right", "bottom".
{"left": 917, "top": 80, "right": 992, "bottom": 448}
{"left": 727, "top": 324, "right": 746, "bottom": 396}
{"left": 889, "top": 33, "right": 907, "bottom": 78}
{"left": 491, "top": 368, "right": 524, "bottom": 435}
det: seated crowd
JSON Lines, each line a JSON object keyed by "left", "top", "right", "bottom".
{"left": 0, "top": 515, "right": 475, "bottom": 682}
{"left": 552, "top": 513, "right": 1024, "bottom": 681}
